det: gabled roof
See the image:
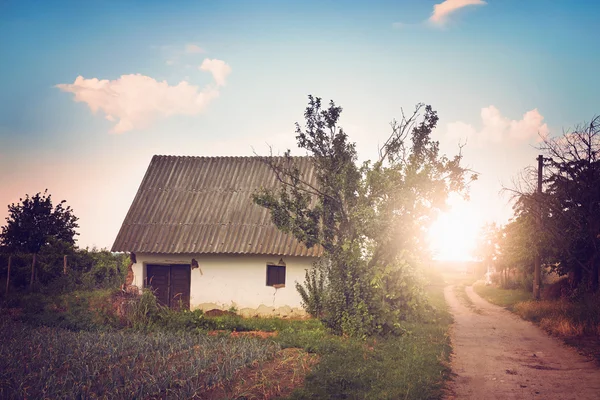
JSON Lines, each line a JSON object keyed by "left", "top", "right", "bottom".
{"left": 111, "top": 155, "right": 322, "bottom": 257}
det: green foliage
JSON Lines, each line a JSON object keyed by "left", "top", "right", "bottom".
{"left": 502, "top": 115, "right": 600, "bottom": 293}
{"left": 285, "top": 283, "right": 453, "bottom": 399}
{"left": 0, "top": 319, "right": 279, "bottom": 399}
{"left": 124, "top": 288, "right": 161, "bottom": 329}
{"left": 472, "top": 282, "right": 532, "bottom": 310}
{"left": 0, "top": 247, "right": 128, "bottom": 294}
{"left": 0, "top": 190, "right": 79, "bottom": 253}
{"left": 296, "top": 261, "right": 326, "bottom": 318}
{"left": 254, "top": 95, "right": 473, "bottom": 336}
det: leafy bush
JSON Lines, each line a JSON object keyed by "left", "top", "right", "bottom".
{"left": 296, "top": 262, "right": 327, "bottom": 318}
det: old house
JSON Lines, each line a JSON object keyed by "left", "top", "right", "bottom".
{"left": 112, "top": 155, "right": 322, "bottom": 317}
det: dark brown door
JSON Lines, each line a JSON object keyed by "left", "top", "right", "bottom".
{"left": 146, "top": 264, "right": 191, "bottom": 310}
{"left": 170, "top": 265, "right": 191, "bottom": 310}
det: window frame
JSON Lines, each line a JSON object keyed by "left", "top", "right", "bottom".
{"left": 266, "top": 264, "right": 286, "bottom": 287}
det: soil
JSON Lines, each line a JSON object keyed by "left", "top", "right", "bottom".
{"left": 444, "top": 285, "right": 600, "bottom": 399}
{"left": 201, "top": 347, "right": 319, "bottom": 399}
{"left": 204, "top": 309, "right": 238, "bottom": 317}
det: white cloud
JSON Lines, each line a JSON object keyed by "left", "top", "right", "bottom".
{"left": 199, "top": 59, "right": 232, "bottom": 86}
{"left": 429, "top": 0, "right": 486, "bottom": 25}
{"left": 185, "top": 44, "right": 204, "bottom": 54}
{"left": 56, "top": 59, "right": 232, "bottom": 133}
{"left": 446, "top": 106, "right": 549, "bottom": 145}
{"left": 392, "top": 22, "right": 405, "bottom": 29}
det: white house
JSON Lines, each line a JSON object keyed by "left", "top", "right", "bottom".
{"left": 112, "top": 155, "right": 322, "bottom": 317}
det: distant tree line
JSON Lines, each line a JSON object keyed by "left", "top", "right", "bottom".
{"left": 0, "top": 190, "right": 127, "bottom": 294}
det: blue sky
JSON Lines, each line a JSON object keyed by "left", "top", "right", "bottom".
{"left": 1, "top": 0, "right": 598, "bottom": 259}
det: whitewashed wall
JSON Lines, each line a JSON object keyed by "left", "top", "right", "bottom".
{"left": 131, "top": 253, "right": 318, "bottom": 317}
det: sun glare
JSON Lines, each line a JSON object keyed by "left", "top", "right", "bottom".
{"left": 428, "top": 194, "right": 482, "bottom": 262}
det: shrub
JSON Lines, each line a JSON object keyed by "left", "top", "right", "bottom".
{"left": 296, "top": 261, "right": 326, "bottom": 318}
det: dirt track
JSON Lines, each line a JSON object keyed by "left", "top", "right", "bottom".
{"left": 444, "top": 285, "right": 600, "bottom": 399}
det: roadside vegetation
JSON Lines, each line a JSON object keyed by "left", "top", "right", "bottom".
{"left": 473, "top": 282, "right": 532, "bottom": 310}
{"left": 471, "top": 115, "right": 600, "bottom": 363}
{"left": 473, "top": 281, "right": 600, "bottom": 363}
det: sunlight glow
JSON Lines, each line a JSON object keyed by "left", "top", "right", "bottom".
{"left": 428, "top": 194, "right": 482, "bottom": 261}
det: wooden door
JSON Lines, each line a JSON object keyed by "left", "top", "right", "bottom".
{"left": 170, "top": 265, "right": 191, "bottom": 310}
{"left": 146, "top": 264, "right": 191, "bottom": 310}
{"left": 146, "top": 265, "right": 170, "bottom": 307}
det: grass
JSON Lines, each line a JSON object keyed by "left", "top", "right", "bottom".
{"left": 282, "top": 283, "right": 454, "bottom": 399}
{"left": 472, "top": 281, "right": 532, "bottom": 310}
{"left": 0, "top": 318, "right": 279, "bottom": 399}
{"left": 453, "top": 284, "right": 481, "bottom": 314}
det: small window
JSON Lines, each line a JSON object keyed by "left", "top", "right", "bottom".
{"left": 266, "top": 264, "right": 286, "bottom": 287}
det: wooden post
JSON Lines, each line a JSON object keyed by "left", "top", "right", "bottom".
{"left": 5, "top": 256, "right": 11, "bottom": 296}
{"left": 30, "top": 254, "right": 36, "bottom": 291}
{"left": 63, "top": 255, "right": 67, "bottom": 275}
{"left": 533, "top": 155, "right": 544, "bottom": 300}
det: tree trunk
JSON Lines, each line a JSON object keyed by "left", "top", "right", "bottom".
{"left": 591, "top": 258, "right": 599, "bottom": 292}
{"left": 30, "top": 254, "right": 36, "bottom": 291}
{"left": 5, "top": 256, "right": 11, "bottom": 296}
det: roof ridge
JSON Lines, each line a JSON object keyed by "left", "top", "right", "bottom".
{"left": 152, "top": 155, "right": 310, "bottom": 159}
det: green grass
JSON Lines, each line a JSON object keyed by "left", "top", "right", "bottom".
{"left": 282, "top": 283, "right": 454, "bottom": 399}
{"left": 472, "top": 282, "right": 532, "bottom": 310}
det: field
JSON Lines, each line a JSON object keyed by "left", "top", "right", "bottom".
{"left": 0, "top": 278, "right": 454, "bottom": 399}
{"left": 0, "top": 319, "right": 280, "bottom": 399}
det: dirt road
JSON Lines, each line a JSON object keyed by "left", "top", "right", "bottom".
{"left": 444, "top": 285, "right": 600, "bottom": 399}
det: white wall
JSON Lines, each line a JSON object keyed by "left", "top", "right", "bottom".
{"left": 131, "top": 253, "right": 318, "bottom": 317}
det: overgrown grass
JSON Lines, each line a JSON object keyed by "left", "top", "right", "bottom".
{"left": 513, "top": 298, "right": 600, "bottom": 337}
{"left": 473, "top": 282, "right": 532, "bottom": 310}
{"left": 0, "top": 319, "right": 279, "bottom": 399}
{"left": 281, "top": 283, "right": 453, "bottom": 399}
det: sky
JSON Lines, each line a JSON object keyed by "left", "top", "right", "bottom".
{"left": 1, "top": 0, "right": 598, "bottom": 260}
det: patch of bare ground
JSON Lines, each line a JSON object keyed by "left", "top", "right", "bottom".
{"left": 200, "top": 347, "right": 319, "bottom": 400}
{"left": 204, "top": 309, "right": 239, "bottom": 317}
{"left": 207, "top": 331, "right": 278, "bottom": 339}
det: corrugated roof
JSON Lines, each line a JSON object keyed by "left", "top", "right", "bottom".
{"left": 112, "top": 155, "right": 323, "bottom": 257}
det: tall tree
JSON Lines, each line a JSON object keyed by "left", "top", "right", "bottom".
{"left": 540, "top": 116, "right": 600, "bottom": 291}
{"left": 254, "top": 96, "right": 475, "bottom": 336}
{"left": 1, "top": 190, "right": 79, "bottom": 253}
{"left": 509, "top": 116, "right": 600, "bottom": 292}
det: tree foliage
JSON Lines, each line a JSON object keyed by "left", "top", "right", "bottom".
{"left": 254, "top": 95, "right": 474, "bottom": 336}
{"left": 502, "top": 115, "right": 600, "bottom": 293}
{"left": 540, "top": 116, "right": 600, "bottom": 290}
{"left": 0, "top": 190, "right": 79, "bottom": 254}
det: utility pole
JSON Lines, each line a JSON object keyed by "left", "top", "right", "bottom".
{"left": 533, "top": 155, "right": 544, "bottom": 299}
